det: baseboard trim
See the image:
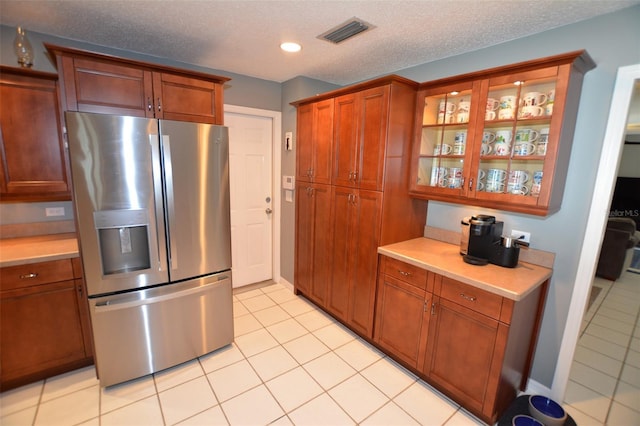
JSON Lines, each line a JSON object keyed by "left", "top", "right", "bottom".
{"left": 525, "top": 378, "right": 551, "bottom": 396}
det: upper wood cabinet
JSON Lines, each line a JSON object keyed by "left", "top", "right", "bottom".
{"left": 45, "top": 44, "right": 230, "bottom": 125}
{"left": 409, "top": 50, "right": 596, "bottom": 216}
{"left": 333, "top": 86, "right": 389, "bottom": 190}
{"left": 296, "top": 99, "right": 334, "bottom": 184}
{"left": 0, "top": 66, "right": 71, "bottom": 201}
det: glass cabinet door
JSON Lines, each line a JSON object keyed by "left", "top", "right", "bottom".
{"left": 476, "top": 69, "right": 557, "bottom": 201}
{"left": 412, "top": 83, "right": 475, "bottom": 193}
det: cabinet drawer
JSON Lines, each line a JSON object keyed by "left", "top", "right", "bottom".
{"left": 0, "top": 260, "right": 74, "bottom": 292}
{"left": 440, "top": 277, "right": 503, "bottom": 320}
{"left": 382, "top": 256, "right": 427, "bottom": 290}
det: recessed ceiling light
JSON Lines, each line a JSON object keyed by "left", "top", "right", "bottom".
{"left": 280, "top": 42, "right": 302, "bottom": 53}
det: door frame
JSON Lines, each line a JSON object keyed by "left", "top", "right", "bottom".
{"left": 551, "top": 64, "right": 640, "bottom": 400}
{"left": 224, "top": 104, "right": 282, "bottom": 285}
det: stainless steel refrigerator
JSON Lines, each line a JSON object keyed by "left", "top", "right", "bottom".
{"left": 66, "top": 112, "right": 233, "bottom": 387}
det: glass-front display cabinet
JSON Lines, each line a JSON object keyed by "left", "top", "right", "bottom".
{"left": 411, "top": 81, "right": 477, "bottom": 197}
{"left": 409, "top": 50, "right": 595, "bottom": 216}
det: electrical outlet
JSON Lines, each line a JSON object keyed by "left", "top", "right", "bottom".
{"left": 45, "top": 207, "right": 65, "bottom": 217}
{"left": 512, "top": 229, "right": 531, "bottom": 244}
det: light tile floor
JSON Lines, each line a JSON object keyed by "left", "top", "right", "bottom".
{"left": 564, "top": 266, "right": 640, "bottom": 425}
{"left": 1, "top": 282, "right": 487, "bottom": 426}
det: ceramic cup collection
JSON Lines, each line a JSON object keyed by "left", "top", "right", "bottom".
{"left": 498, "top": 95, "right": 517, "bottom": 120}
{"left": 430, "top": 166, "right": 448, "bottom": 187}
{"left": 457, "top": 100, "right": 471, "bottom": 123}
{"left": 485, "top": 98, "right": 499, "bottom": 121}
{"left": 477, "top": 169, "right": 486, "bottom": 191}
{"left": 454, "top": 131, "right": 467, "bottom": 155}
{"left": 434, "top": 143, "right": 453, "bottom": 156}
{"left": 446, "top": 167, "right": 464, "bottom": 188}
{"left": 537, "top": 128, "right": 550, "bottom": 155}
{"left": 437, "top": 101, "right": 457, "bottom": 124}
{"left": 531, "top": 170, "right": 543, "bottom": 196}
{"left": 507, "top": 170, "right": 531, "bottom": 195}
{"left": 486, "top": 168, "right": 507, "bottom": 192}
{"left": 494, "top": 130, "right": 512, "bottom": 156}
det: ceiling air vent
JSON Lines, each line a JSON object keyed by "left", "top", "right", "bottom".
{"left": 318, "top": 18, "right": 375, "bottom": 44}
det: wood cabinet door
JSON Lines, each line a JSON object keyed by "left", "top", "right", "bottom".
{"left": 333, "top": 93, "right": 358, "bottom": 188}
{"left": 0, "top": 280, "right": 87, "bottom": 386}
{"left": 326, "top": 186, "right": 355, "bottom": 320}
{"left": 152, "top": 72, "right": 222, "bottom": 124}
{"left": 333, "top": 87, "right": 389, "bottom": 191}
{"left": 296, "top": 100, "right": 334, "bottom": 184}
{"left": 374, "top": 274, "right": 429, "bottom": 368}
{"left": 65, "top": 57, "right": 154, "bottom": 117}
{"left": 423, "top": 297, "right": 506, "bottom": 415}
{"left": 296, "top": 103, "right": 314, "bottom": 183}
{"left": 357, "top": 86, "right": 389, "bottom": 191}
{"left": 347, "top": 189, "right": 383, "bottom": 337}
{"left": 0, "top": 70, "right": 71, "bottom": 201}
{"left": 294, "top": 182, "right": 332, "bottom": 304}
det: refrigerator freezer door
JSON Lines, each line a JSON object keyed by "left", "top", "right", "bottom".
{"left": 158, "top": 120, "right": 231, "bottom": 282}
{"left": 89, "top": 272, "right": 233, "bottom": 387}
{"left": 66, "top": 112, "right": 169, "bottom": 296}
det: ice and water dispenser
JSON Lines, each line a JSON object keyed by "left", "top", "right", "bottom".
{"left": 94, "top": 209, "right": 151, "bottom": 275}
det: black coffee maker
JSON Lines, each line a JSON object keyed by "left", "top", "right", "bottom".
{"left": 462, "top": 215, "right": 529, "bottom": 268}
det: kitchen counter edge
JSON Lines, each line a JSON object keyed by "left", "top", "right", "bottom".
{"left": 378, "top": 237, "right": 552, "bottom": 301}
{"left": 0, "top": 233, "right": 79, "bottom": 268}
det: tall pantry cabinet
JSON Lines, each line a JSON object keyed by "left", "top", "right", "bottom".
{"left": 293, "top": 76, "right": 428, "bottom": 339}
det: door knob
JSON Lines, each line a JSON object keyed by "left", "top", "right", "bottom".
{"left": 265, "top": 208, "right": 273, "bottom": 214}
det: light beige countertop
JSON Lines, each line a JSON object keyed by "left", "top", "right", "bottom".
{"left": 0, "top": 233, "right": 79, "bottom": 268}
{"left": 378, "top": 237, "right": 552, "bottom": 301}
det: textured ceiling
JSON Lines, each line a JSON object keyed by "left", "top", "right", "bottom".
{"left": 1, "top": 0, "right": 638, "bottom": 85}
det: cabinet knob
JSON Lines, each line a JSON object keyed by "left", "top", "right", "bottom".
{"left": 157, "top": 98, "right": 162, "bottom": 112}
{"left": 20, "top": 273, "right": 38, "bottom": 279}
{"left": 398, "top": 270, "right": 412, "bottom": 277}
{"left": 147, "top": 97, "right": 153, "bottom": 111}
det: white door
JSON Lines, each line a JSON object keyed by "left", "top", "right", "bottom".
{"left": 226, "top": 108, "right": 274, "bottom": 288}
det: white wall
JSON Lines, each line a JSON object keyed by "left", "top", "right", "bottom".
{"left": 395, "top": 6, "right": 640, "bottom": 387}
{"left": 618, "top": 144, "right": 640, "bottom": 177}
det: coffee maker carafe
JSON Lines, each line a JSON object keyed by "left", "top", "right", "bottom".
{"left": 463, "top": 215, "right": 503, "bottom": 266}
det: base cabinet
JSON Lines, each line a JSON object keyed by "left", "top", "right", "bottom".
{"left": 328, "top": 187, "right": 382, "bottom": 336}
{"left": 0, "top": 258, "right": 93, "bottom": 391}
{"left": 374, "top": 257, "right": 431, "bottom": 368}
{"left": 424, "top": 296, "right": 507, "bottom": 416}
{"left": 294, "top": 182, "right": 332, "bottom": 305}
{"left": 376, "top": 256, "right": 547, "bottom": 424}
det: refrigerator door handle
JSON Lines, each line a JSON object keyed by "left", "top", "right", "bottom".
{"left": 149, "top": 135, "right": 168, "bottom": 273}
{"left": 93, "top": 274, "right": 230, "bottom": 313}
{"left": 162, "top": 135, "right": 179, "bottom": 271}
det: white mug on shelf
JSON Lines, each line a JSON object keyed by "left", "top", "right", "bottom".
{"left": 487, "top": 168, "right": 507, "bottom": 182}
{"left": 434, "top": 143, "right": 453, "bottom": 156}
{"left": 514, "top": 142, "right": 536, "bottom": 156}
{"left": 430, "top": 167, "right": 448, "bottom": 187}
{"left": 507, "top": 182, "right": 530, "bottom": 195}
{"left": 485, "top": 180, "right": 505, "bottom": 193}
{"left": 519, "top": 105, "right": 545, "bottom": 118}
{"left": 509, "top": 170, "right": 530, "bottom": 185}
{"left": 454, "top": 131, "right": 467, "bottom": 155}
{"left": 536, "top": 128, "right": 550, "bottom": 155}
{"left": 515, "top": 128, "right": 539, "bottom": 143}
{"left": 498, "top": 95, "right": 517, "bottom": 119}
{"left": 482, "top": 131, "right": 496, "bottom": 144}
{"left": 522, "top": 92, "right": 547, "bottom": 106}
